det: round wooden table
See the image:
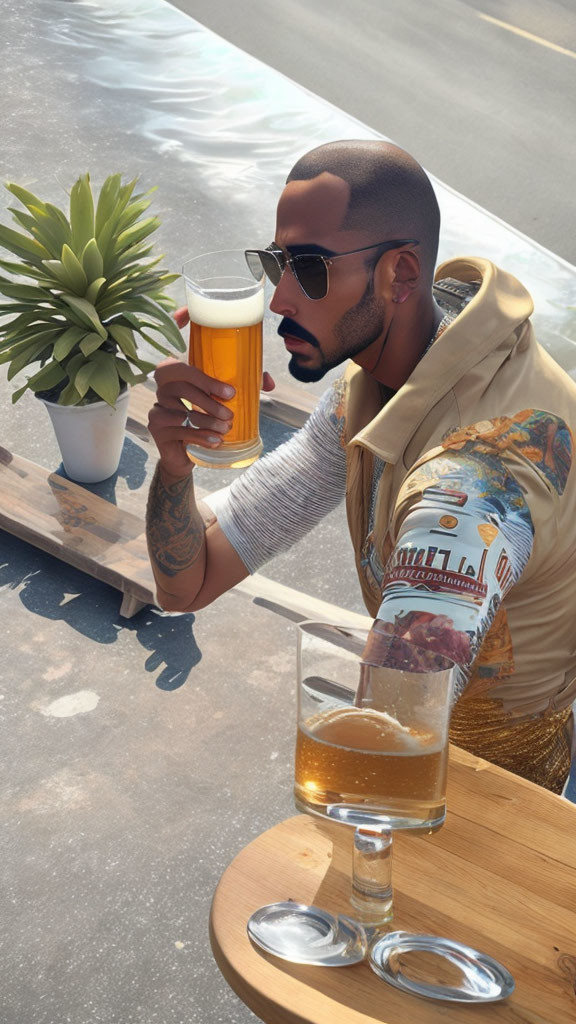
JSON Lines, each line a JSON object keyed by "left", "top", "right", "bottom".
{"left": 209, "top": 749, "right": 576, "bottom": 1024}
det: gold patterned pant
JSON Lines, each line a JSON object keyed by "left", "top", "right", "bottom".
{"left": 449, "top": 697, "right": 572, "bottom": 795}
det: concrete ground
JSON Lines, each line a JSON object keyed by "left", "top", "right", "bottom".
{"left": 1, "top": 543, "right": 298, "bottom": 1024}
{"left": 1, "top": 2, "right": 575, "bottom": 1023}
{"left": 173, "top": 0, "right": 576, "bottom": 266}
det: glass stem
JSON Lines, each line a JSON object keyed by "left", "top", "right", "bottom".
{"left": 350, "top": 828, "right": 393, "bottom": 926}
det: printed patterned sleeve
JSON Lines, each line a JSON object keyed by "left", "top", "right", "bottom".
{"left": 210, "top": 380, "right": 347, "bottom": 573}
{"left": 370, "top": 435, "right": 537, "bottom": 698}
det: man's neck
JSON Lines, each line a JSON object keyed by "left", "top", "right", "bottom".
{"left": 355, "top": 297, "right": 444, "bottom": 390}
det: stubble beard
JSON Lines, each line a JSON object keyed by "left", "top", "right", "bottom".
{"left": 288, "top": 283, "right": 387, "bottom": 384}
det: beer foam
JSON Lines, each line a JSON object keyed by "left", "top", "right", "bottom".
{"left": 375, "top": 713, "right": 437, "bottom": 752}
{"left": 186, "top": 289, "right": 264, "bottom": 328}
{"left": 355, "top": 709, "right": 436, "bottom": 752}
{"left": 310, "top": 707, "right": 439, "bottom": 753}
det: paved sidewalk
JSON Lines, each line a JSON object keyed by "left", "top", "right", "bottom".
{"left": 1, "top": 2, "right": 575, "bottom": 1023}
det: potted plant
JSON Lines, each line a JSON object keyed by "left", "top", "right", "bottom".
{"left": 0, "top": 172, "right": 185, "bottom": 482}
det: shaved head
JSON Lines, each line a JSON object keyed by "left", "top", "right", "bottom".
{"left": 286, "top": 140, "right": 440, "bottom": 282}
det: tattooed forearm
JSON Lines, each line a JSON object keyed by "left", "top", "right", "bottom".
{"left": 146, "top": 465, "right": 206, "bottom": 578}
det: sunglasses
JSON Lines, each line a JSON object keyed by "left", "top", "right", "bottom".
{"left": 245, "top": 238, "right": 418, "bottom": 301}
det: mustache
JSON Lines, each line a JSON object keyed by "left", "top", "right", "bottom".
{"left": 277, "top": 317, "right": 319, "bottom": 348}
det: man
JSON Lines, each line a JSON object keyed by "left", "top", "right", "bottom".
{"left": 146, "top": 140, "right": 576, "bottom": 795}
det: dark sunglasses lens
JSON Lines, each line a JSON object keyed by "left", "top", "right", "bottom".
{"left": 294, "top": 255, "right": 327, "bottom": 299}
{"left": 245, "top": 250, "right": 283, "bottom": 286}
{"left": 261, "top": 250, "right": 283, "bottom": 286}
{"left": 245, "top": 251, "right": 265, "bottom": 282}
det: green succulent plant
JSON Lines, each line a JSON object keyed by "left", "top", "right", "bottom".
{"left": 0, "top": 172, "right": 185, "bottom": 406}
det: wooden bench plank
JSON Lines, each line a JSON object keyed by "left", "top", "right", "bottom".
{"left": 0, "top": 443, "right": 367, "bottom": 626}
{"left": 0, "top": 378, "right": 347, "bottom": 622}
{"left": 0, "top": 447, "right": 155, "bottom": 610}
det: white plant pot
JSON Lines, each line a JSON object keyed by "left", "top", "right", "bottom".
{"left": 40, "top": 388, "right": 130, "bottom": 483}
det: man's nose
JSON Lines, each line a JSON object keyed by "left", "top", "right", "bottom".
{"left": 269, "top": 265, "right": 299, "bottom": 316}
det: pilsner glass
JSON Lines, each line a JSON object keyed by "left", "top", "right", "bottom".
{"left": 295, "top": 622, "right": 456, "bottom": 924}
{"left": 182, "top": 250, "right": 264, "bottom": 469}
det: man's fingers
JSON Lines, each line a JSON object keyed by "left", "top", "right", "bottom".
{"left": 152, "top": 423, "right": 226, "bottom": 449}
{"left": 154, "top": 359, "right": 235, "bottom": 402}
{"left": 157, "top": 382, "right": 234, "bottom": 421}
{"left": 150, "top": 404, "right": 232, "bottom": 435}
{"left": 156, "top": 357, "right": 275, "bottom": 399}
{"left": 174, "top": 307, "right": 190, "bottom": 329}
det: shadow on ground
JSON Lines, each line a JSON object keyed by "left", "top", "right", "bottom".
{"left": 0, "top": 533, "right": 201, "bottom": 690}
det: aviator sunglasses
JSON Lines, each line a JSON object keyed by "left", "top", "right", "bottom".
{"left": 245, "top": 238, "right": 419, "bottom": 301}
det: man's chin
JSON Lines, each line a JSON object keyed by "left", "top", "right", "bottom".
{"left": 288, "top": 354, "right": 328, "bottom": 384}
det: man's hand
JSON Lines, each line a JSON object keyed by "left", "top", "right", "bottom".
{"left": 148, "top": 309, "right": 276, "bottom": 479}
{"left": 149, "top": 358, "right": 236, "bottom": 479}
{"left": 174, "top": 306, "right": 276, "bottom": 393}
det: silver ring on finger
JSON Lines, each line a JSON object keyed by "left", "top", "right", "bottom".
{"left": 181, "top": 413, "right": 196, "bottom": 428}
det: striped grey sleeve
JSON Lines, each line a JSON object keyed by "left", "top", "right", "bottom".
{"left": 213, "top": 381, "right": 347, "bottom": 573}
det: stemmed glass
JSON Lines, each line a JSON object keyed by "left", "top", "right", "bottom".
{"left": 248, "top": 623, "right": 515, "bottom": 997}
{"left": 294, "top": 621, "right": 456, "bottom": 931}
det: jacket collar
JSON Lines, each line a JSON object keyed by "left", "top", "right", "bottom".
{"left": 346, "top": 257, "right": 534, "bottom": 464}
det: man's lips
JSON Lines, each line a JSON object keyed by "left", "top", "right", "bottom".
{"left": 283, "top": 335, "right": 312, "bottom": 352}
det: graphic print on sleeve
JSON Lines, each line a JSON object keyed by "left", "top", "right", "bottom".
{"left": 372, "top": 412, "right": 571, "bottom": 695}
{"left": 440, "top": 409, "right": 572, "bottom": 496}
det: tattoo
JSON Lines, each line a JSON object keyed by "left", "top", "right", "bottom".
{"left": 146, "top": 466, "right": 206, "bottom": 578}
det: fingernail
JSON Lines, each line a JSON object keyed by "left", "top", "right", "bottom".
{"left": 207, "top": 436, "right": 222, "bottom": 445}
{"left": 222, "top": 385, "right": 235, "bottom": 398}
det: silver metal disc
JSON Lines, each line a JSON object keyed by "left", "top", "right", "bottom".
{"left": 369, "top": 930, "right": 515, "bottom": 1002}
{"left": 247, "top": 902, "right": 368, "bottom": 966}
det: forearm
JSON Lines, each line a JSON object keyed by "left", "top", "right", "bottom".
{"left": 146, "top": 462, "right": 208, "bottom": 610}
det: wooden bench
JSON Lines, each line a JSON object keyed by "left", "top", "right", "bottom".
{"left": 0, "top": 445, "right": 154, "bottom": 618}
{"left": 0, "top": 383, "right": 371, "bottom": 626}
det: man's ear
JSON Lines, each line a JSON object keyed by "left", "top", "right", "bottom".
{"left": 390, "top": 250, "right": 421, "bottom": 304}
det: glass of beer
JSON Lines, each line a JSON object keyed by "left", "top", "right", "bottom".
{"left": 294, "top": 622, "right": 456, "bottom": 924}
{"left": 295, "top": 623, "right": 455, "bottom": 833}
{"left": 182, "top": 250, "right": 265, "bottom": 469}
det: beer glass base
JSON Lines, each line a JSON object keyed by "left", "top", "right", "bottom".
{"left": 294, "top": 793, "right": 445, "bottom": 835}
{"left": 186, "top": 436, "right": 263, "bottom": 470}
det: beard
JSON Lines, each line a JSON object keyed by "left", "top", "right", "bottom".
{"left": 287, "top": 354, "right": 326, "bottom": 383}
{"left": 288, "top": 283, "right": 387, "bottom": 383}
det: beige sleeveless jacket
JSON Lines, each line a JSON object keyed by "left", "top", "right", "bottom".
{"left": 343, "top": 257, "right": 576, "bottom": 737}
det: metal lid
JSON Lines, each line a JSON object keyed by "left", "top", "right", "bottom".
{"left": 369, "top": 930, "right": 515, "bottom": 1002}
{"left": 247, "top": 902, "right": 368, "bottom": 967}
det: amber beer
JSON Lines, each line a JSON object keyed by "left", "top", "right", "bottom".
{"left": 188, "top": 316, "right": 262, "bottom": 454}
{"left": 183, "top": 252, "right": 264, "bottom": 469}
{"left": 294, "top": 706, "right": 448, "bottom": 832}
